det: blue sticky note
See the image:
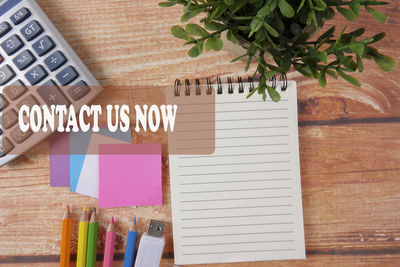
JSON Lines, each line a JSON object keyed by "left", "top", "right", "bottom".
{"left": 69, "top": 129, "right": 132, "bottom": 192}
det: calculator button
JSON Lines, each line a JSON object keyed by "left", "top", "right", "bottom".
{"left": 16, "top": 94, "right": 39, "bottom": 110}
{"left": 10, "top": 127, "right": 32, "bottom": 144}
{"left": 0, "top": 65, "right": 15, "bottom": 85}
{"left": 0, "top": 137, "right": 14, "bottom": 157}
{"left": 44, "top": 50, "right": 67, "bottom": 71}
{"left": 67, "top": 80, "right": 90, "bottom": 101}
{"left": 1, "top": 35, "right": 24, "bottom": 55}
{"left": 20, "top": 20, "right": 43, "bottom": 41}
{"left": 0, "top": 22, "right": 11, "bottom": 38}
{"left": 56, "top": 66, "right": 79, "bottom": 85}
{"left": 2, "top": 109, "right": 18, "bottom": 129}
{"left": 25, "top": 65, "right": 47, "bottom": 85}
{"left": 32, "top": 36, "right": 55, "bottom": 57}
{"left": 0, "top": 94, "right": 9, "bottom": 111}
{"left": 38, "top": 80, "right": 71, "bottom": 106}
{"left": 13, "top": 50, "right": 36, "bottom": 70}
{"left": 10, "top": 7, "right": 31, "bottom": 25}
{"left": 4, "top": 80, "right": 27, "bottom": 100}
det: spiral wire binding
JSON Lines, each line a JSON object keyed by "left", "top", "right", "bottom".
{"left": 238, "top": 76, "right": 244, "bottom": 93}
{"left": 174, "top": 75, "right": 287, "bottom": 96}
{"left": 195, "top": 78, "right": 201, "bottom": 95}
{"left": 185, "top": 79, "right": 191, "bottom": 96}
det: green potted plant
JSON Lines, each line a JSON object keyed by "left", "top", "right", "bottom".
{"left": 159, "top": 0, "right": 396, "bottom": 101}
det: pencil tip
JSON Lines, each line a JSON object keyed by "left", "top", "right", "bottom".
{"left": 133, "top": 217, "right": 136, "bottom": 224}
{"left": 111, "top": 216, "right": 114, "bottom": 224}
{"left": 83, "top": 205, "right": 87, "bottom": 211}
{"left": 93, "top": 207, "right": 96, "bottom": 213}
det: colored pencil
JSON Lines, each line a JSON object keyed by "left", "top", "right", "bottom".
{"left": 77, "top": 206, "right": 89, "bottom": 267}
{"left": 123, "top": 217, "right": 137, "bottom": 267}
{"left": 60, "top": 205, "right": 72, "bottom": 267}
{"left": 103, "top": 217, "right": 116, "bottom": 267}
{"left": 86, "top": 208, "right": 98, "bottom": 267}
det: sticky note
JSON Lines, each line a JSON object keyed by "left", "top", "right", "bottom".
{"left": 49, "top": 132, "right": 70, "bottom": 187}
{"left": 98, "top": 144, "right": 162, "bottom": 208}
{"left": 69, "top": 128, "right": 131, "bottom": 192}
{"left": 75, "top": 134, "right": 130, "bottom": 198}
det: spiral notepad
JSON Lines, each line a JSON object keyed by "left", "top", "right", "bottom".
{"left": 168, "top": 76, "right": 305, "bottom": 265}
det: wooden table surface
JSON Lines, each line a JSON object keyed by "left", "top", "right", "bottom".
{"left": 1, "top": 0, "right": 400, "bottom": 266}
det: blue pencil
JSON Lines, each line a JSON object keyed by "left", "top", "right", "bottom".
{"left": 123, "top": 217, "right": 138, "bottom": 267}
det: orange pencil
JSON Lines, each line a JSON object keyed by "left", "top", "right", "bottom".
{"left": 60, "top": 206, "right": 72, "bottom": 267}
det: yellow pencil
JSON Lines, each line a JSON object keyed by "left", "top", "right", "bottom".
{"left": 77, "top": 206, "right": 89, "bottom": 267}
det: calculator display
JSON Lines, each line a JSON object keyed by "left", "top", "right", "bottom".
{"left": 0, "top": 0, "right": 23, "bottom": 16}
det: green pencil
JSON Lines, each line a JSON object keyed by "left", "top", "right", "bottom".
{"left": 86, "top": 208, "right": 98, "bottom": 267}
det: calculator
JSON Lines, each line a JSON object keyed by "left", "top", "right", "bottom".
{"left": 0, "top": 0, "right": 103, "bottom": 166}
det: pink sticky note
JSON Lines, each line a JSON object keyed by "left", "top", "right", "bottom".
{"left": 98, "top": 144, "right": 162, "bottom": 208}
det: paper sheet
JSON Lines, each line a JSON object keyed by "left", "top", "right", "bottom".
{"left": 49, "top": 132, "right": 70, "bottom": 187}
{"left": 169, "top": 81, "right": 305, "bottom": 265}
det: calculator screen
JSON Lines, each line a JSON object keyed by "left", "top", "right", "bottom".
{"left": 0, "top": 0, "right": 23, "bottom": 16}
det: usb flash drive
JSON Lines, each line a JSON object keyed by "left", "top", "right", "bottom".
{"left": 134, "top": 220, "right": 165, "bottom": 267}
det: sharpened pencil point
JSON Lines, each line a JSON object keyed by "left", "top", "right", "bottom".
{"left": 93, "top": 207, "right": 96, "bottom": 212}
{"left": 111, "top": 216, "right": 114, "bottom": 224}
{"left": 133, "top": 217, "right": 136, "bottom": 224}
{"left": 84, "top": 205, "right": 87, "bottom": 211}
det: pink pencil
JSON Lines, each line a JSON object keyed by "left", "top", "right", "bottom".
{"left": 103, "top": 217, "right": 116, "bottom": 267}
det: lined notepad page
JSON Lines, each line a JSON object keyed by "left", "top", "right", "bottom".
{"left": 169, "top": 81, "right": 305, "bottom": 265}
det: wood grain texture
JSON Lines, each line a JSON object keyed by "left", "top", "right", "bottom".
{"left": 0, "top": 0, "right": 400, "bottom": 266}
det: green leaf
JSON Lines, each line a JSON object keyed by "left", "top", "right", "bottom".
{"left": 326, "top": 69, "right": 338, "bottom": 79}
{"left": 318, "top": 69, "right": 327, "bottom": 87}
{"left": 279, "top": 0, "right": 295, "bottom": 18}
{"left": 185, "top": 24, "right": 208, "bottom": 37}
{"left": 181, "top": 8, "right": 204, "bottom": 22}
{"left": 297, "top": 0, "right": 306, "bottom": 13}
{"left": 204, "top": 21, "right": 225, "bottom": 31}
{"left": 314, "top": 0, "right": 327, "bottom": 11}
{"left": 249, "top": 18, "right": 263, "bottom": 37}
{"left": 267, "top": 85, "right": 281, "bottom": 102}
{"left": 263, "top": 22, "right": 279, "bottom": 37}
{"left": 280, "top": 53, "right": 292, "bottom": 72}
{"left": 226, "top": 30, "right": 238, "bottom": 44}
{"left": 365, "top": 6, "right": 386, "bottom": 23}
{"left": 373, "top": 52, "right": 397, "bottom": 72}
{"left": 349, "top": 43, "right": 364, "bottom": 57}
{"left": 316, "top": 26, "right": 335, "bottom": 42}
{"left": 224, "top": 0, "right": 235, "bottom": 5}
{"left": 231, "top": 54, "right": 248, "bottom": 63}
{"left": 159, "top": 2, "right": 176, "bottom": 7}
{"left": 338, "top": 70, "right": 361, "bottom": 86}
{"left": 171, "top": 25, "right": 191, "bottom": 41}
{"left": 337, "top": 7, "right": 357, "bottom": 21}
{"left": 210, "top": 5, "right": 227, "bottom": 21}
{"left": 188, "top": 45, "right": 201, "bottom": 57}
{"left": 316, "top": 51, "right": 328, "bottom": 63}
{"left": 349, "top": 28, "right": 365, "bottom": 37}
{"left": 205, "top": 37, "right": 223, "bottom": 51}
{"left": 356, "top": 54, "right": 364, "bottom": 72}
{"left": 349, "top": 0, "right": 361, "bottom": 16}
{"left": 322, "top": 7, "right": 335, "bottom": 20}
{"left": 371, "top": 32, "right": 385, "bottom": 43}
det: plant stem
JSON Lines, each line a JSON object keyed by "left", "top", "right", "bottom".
{"left": 186, "top": 26, "right": 231, "bottom": 44}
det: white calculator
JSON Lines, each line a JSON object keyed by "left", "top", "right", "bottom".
{"left": 0, "top": 0, "right": 103, "bottom": 166}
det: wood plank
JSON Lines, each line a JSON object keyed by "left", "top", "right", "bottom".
{"left": 35, "top": 0, "right": 400, "bottom": 122}
{"left": 1, "top": 124, "right": 400, "bottom": 266}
